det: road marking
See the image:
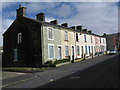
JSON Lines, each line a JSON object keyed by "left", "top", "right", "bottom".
{"left": 50, "top": 79, "right": 53, "bottom": 82}
{"left": 1, "top": 76, "right": 36, "bottom": 88}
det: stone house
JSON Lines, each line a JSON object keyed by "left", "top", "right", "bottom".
{"left": 103, "top": 33, "right": 120, "bottom": 51}
{"left": 2, "top": 6, "right": 107, "bottom": 67}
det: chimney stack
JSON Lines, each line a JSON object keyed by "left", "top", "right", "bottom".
{"left": 88, "top": 30, "right": 92, "bottom": 34}
{"left": 70, "top": 26, "right": 76, "bottom": 29}
{"left": 50, "top": 20, "right": 58, "bottom": 25}
{"left": 61, "top": 23, "right": 68, "bottom": 27}
{"left": 36, "top": 13, "right": 45, "bottom": 21}
{"left": 82, "top": 29, "right": 87, "bottom": 32}
{"left": 16, "top": 5, "right": 26, "bottom": 18}
{"left": 76, "top": 25, "right": 82, "bottom": 31}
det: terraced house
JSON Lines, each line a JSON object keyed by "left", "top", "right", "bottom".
{"left": 2, "top": 6, "right": 107, "bottom": 67}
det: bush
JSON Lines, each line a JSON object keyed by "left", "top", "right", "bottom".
{"left": 54, "top": 59, "right": 70, "bottom": 64}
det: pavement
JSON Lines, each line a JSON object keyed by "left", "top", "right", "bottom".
{"left": 1, "top": 54, "right": 119, "bottom": 89}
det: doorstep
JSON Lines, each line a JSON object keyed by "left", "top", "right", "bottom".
{"left": 55, "top": 62, "right": 71, "bottom": 67}
{"left": 74, "top": 58, "right": 84, "bottom": 63}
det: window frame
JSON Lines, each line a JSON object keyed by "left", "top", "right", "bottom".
{"left": 47, "top": 27, "right": 54, "bottom": 40}
{"left": 64, "top": 31, "right": 69, "bottom": 41}
{"left": 17, "top": 33, "right": 22, "bottom": 44}
{"left": 65, "top": 45, "right": 69, "bottom": 56}
{"left": 48, "top": 44, "right": 55, "bottom": 59}
{"left": 84, "top": 34, "right": 87, "bottom": 43}
{"left": 13, "top": 49, "right": 18, "bottom": 61}
{"left": 76, "top": 33, "right": 79, "bottom": 42}
{"left": 76, "top": 45, "right": 80, "bottom": 56}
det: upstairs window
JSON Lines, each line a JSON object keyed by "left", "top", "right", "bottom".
{"left": 103, "top": 38, "right": 105, "bottom": 44}
{"left": 48, "top": 27, "right": 54, "bottom": 40}
{"left": 84, "top": 35, "right": 87, "bottom": 43}
{"left": 100, "top": 38, "right": 101, "bottom": 43}
{"left": 64, "top": 31, "right": 68, "bottom": 41}
{"left": 17, "top": 33, "right": 22, "bottom": 44}
{"left": 76, "top": 33, "right": 79, "bottom": 41}
{"left": 91, "top": 36, "right": 93, "bottom": 43}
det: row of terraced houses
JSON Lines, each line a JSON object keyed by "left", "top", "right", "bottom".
{"left": 2, "top": 6, "right": 106, "bottom": 67}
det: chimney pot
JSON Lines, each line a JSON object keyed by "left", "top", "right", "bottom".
{"left": 16, "top": 5, "right": 26, "bottom": 18}
{"left": 50, "top": 20, "right": 58, "bottom": 25}
{"left": 82, "top": 29, "right": 87, "bottom": 32}
{"left": 76, "top": 25, "right": 82, "bottom": 31}
{"left": 88, "top": 30, "right": 92, "bottom": 34}
{"left": 36, "top": 13, "right": 45, "bottom": 21}
{"left": 61, "top": 23, "right": 68, "bottom": 27}
{"left": 70, "top": 26, "right": 76, "bottom": 29}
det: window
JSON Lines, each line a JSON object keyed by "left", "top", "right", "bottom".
{"left": 84, "top": 35, "right": 87, "bottom": 43}
{"left": 85, "top": 45, "right": 88, "bottom": 54}
{"left": 14, "top": 49, "right": 18, "bottom": 61}
{"left": 65, "top": 45, "right": 69, "bottom": 56}
{"left": 91, "top": 36, "right": 93, "bottom": 43}
{"left": 103, "top": 38, "right": 105, "bottom": 43}
{"left": 100, "top": 38, "right": 101, "bottom": 43}
{"left": 48, "top": 27, "right": 54, "bottom": 40}
{"left": 76, "top": 33, "right": 78, "bottom": 41}
{"left": 64, "top": 31, "right": 68, "bottom": 41}
{"left": 58, "top": 46, "right": 62, "bottom": 60}
{"left": 76, "top": 46, "right": 80, "bottom": 55}
{"left": 17, "top": 33, "right": 22, "bottom": 43}
{"left": 48, "top": 45, "right": 54, "bottom": 59}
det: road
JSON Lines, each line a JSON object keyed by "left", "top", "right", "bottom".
{"left": 2, "top": 54, "right": 120, "bottom": 89}
{"left": 38, "top": 54, "right": 119, "bottom": 88}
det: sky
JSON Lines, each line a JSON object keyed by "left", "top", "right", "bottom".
{"left": 0, "top": 0, "right": 120, "bottom": 46}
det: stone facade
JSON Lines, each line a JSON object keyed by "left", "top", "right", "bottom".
{"left": 103, "top": 33, "right": 120, "bottom": 51}
{"left": 3, "top": 6, "right": 107, "bottom": 67}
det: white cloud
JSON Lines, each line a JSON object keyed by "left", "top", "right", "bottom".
{"left": 1, "top": 0, "right": 120, "bottom": 2}
{"left": 56, "top": 2, "right": 118, "bottom": 35}
{"left": 27, "top": 2, "right": 60, "bottom": 14}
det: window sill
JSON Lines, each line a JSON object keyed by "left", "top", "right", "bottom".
{"left": 64, "top": 40, "right": 69, "bottom": 42}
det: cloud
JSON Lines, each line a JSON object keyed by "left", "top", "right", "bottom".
{"left": 27, "top": 2, "right": 60, "bottom": 14}
{"left": 55, "top": 2, "right": 118, "bottom": 35}
{"left": 48, "top": 4, "right": 75, "bottom": 18}
{"left": 0, "top": 2, "right": 119, "bottom": 46}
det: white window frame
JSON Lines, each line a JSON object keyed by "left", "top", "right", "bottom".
{"left": 91, "top": 36, "right": 93, "bottom": 43}
{"left": 76, "top": 33, "right": 79, "bottom": 41}
{"left": 76, "top": 45, "right": 80, "bottom": 56}
{"left": 48, "top": 44, "right": 55, "bottom": 59}
{"left": 57, "top": 45, "right": 62, "bottom": 60}
{"left": 64, "top": 31, "right": 68, "bottom": 41}
{"left": 13, "top": 49, "right": 18, "bottom": 61}
{"left": 84, "top": 34, "right": 87, "bottom": 43}
{"left": 17, "top": 33, "right": 22, "bottom": 44}
{"left": 47, "top": 27, "right": 54, "bottom": 40}
{"left": 65, "top": 45, "right": 69, "bottom": 56}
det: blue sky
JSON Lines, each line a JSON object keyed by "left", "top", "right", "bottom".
{"left": 0, "top": 1, "right": 119, "bottom": 46}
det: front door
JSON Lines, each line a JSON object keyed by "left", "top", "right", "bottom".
{"left": 72, "top": 46, "right": 74, "bottom": 60}
{"left": 89, "top": 46, "right": 91, "bottom": 56}
{"left": 58, "top": 46, "right": 62, "bottom": 60}
{"left": 81, "top": 46, "right": 84, "bottom": 58}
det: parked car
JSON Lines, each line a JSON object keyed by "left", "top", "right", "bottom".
{"left": 95, "top": 52, "right": 103, "bottom": 56}
{"left": 108, "top": 50, "right": 117, "bottom": 55}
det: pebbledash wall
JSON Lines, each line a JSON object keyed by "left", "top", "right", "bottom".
{"left": 3, "top": 6, "right": 107, "bottom": 67}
